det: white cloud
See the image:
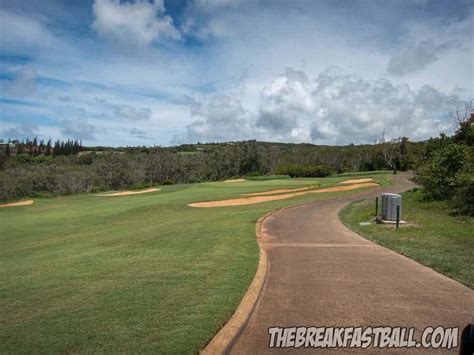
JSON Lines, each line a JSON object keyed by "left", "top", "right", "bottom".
{"left": 129, "top": 128, "right": 152, "bottom": 140}
{"left": 92, "top": 0, "right": 181, "bottom": 47}
{"left": 115, "top": 104, "right": 152, "bottom": 120}
{"left": 0, "top": 9, "right": 58, "bottom": 53}
{"left": 175, "top": 67, "right": 467, "bottom": 145}
{"left": 256, "top": 68, "right": 314, "bottom": 133}
{"left": 60, "top": 118, "right": 96, "bottom": 140}
{"left": 387, "top": 40, "right": 459, "bottom": 76}
{"left": 1, "top": 1, "right": 471, "bottom": 147}
{"left": 174, "top": 94, "right": 253, "bottom": 143}
{"left": 4, "top": 66, "right": 38, "bottom": 98}
{"left": 3, "top": 122, "right": 39, "bottom": 139}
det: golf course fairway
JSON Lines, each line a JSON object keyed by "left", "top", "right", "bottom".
{"left": 0, "top": 173, "right": 390, "bottom": 353}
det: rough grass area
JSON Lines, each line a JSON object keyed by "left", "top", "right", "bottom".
{"left": 0, "top": 174, "right": 389, "bottom": 353}
{"left": 340, "top": 189, "right": 474, "bottom": 289}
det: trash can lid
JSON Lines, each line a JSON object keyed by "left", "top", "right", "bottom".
{"left": 381, "top": 193, "right": 401, "bottom": 198}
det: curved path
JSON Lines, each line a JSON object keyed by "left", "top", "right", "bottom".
{"left": 227, "top": 174, "right": 473, "bottom": 354}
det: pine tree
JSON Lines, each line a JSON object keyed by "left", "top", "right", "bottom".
{"left": 53, "top": 140, "right": 60, "bottom": 156}
{"left": 46, "top": 139, "right": 52, "bottom": 156}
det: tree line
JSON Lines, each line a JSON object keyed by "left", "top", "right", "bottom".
{"left": 1, "top": 138, "right": 82, "bottom": 157}
{"left": 0, "top": 138, "right": 422, "bottom": 201}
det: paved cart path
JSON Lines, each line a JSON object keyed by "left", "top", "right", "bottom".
{"left": 229, "top": 175, "right": 474, "bottom": 354}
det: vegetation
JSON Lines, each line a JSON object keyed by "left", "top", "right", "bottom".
{"left": 1, "top": 138, "right": 82, "bottom": 157}
{"left": 340, "top": 189, "right": 474, "bottom": 288}
{"left": 0, "top": 174, "right": 389, "bottom": 353}
{"left": 0, "top": 139, "right": 422, "bottom": 201}
{"left": 246, "top": 175, "right": 290, "bottom": 181}
{"left": 275, "top": 163, "right": 333, "bottom": 177}
{"left": 415, "top": 106, "right": 473, "bottom": 215}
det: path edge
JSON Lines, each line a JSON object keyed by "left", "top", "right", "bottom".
{"left": 201, "top": 179, "right": 401, "bottom": 354}
{"left": 201, "top": 209, "right": 273, "bottom": 354}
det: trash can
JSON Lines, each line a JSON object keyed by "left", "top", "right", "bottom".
{"left": 381, "top": 193, "right": 401, "bottom": 221}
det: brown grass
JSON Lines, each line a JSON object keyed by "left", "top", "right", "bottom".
{"left": 0, "top": 200, "right": 34, "bottom": 208}
{"left": 97, "top": 188, "right": 160, "bottom": 197}
{"left": 188, "top": 182, "right": 379, "bottom": 208}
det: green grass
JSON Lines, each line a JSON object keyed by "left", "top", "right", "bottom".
{"left": 1, "top": 174, "right": 389, "bottom": 353}
{"left": 340, "top": 189, "right": 474, "bottom": 289}
{"left": 245, "top": 174, "right": 290, "bottom": 180}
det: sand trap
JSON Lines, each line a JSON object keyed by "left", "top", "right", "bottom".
{"left": 339, "top": 178, "right": 374, "bottom": 184}
{"left": 224, "top": 179, "right": 246, "bottom": 183}
{"left": 189, "top": 191, "right": 308, "bottom": 207}
{"left": 98, "top": 188, "right": 160, "bottom": 197}
{"left": 242, "top": 186, "right": 316, "bottom": 197}
{"left": 309, "top": 182, "right": 378, "bottom": 193}
{"left": 188, "top": 182, "right": 379, "bottom": 208}
{"left": 0, "top": 200, "right": 34, "bottom": 208}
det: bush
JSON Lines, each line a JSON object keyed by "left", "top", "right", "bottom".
{"left": 451, "top": 173, "right": 474, "bottom": 216}
{"left": 276, "top": 164, "right": 333, "bottom": 178}
{"left": 131, "top": 182, "right": 154, "bottom": 190}
{"left": 245, "top": 171, "right": 261, "bottom": 177}
{"left": 162, "top": 179, "right": 175, "bottom": 185}
{"left": 416, "top": 135, "right": 466, "bottom": 200}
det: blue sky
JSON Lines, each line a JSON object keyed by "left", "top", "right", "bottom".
{"left": 0, "top": 0, "right": 472, "bottom": 146}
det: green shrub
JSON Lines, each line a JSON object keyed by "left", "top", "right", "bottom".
{"left": 451, "top": 173, "right": 474, "bottom": 216}
{"left": 162, "top": 179, "right": 175, "bottom": 185}
{"left": 131, "top": 182, "right": 154, "bottom": 190}
{"left": 245, "top": 171, "right": 261, "bottom": 177}
{"left": 275, "top": 164, "right": 333, "bottom": 178}
{"left": 416, "top": 134, "right": 466, "bottom": 200}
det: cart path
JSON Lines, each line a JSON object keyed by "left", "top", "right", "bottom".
{"left": 229, "top": 175, "right": 474, "bottom": 354}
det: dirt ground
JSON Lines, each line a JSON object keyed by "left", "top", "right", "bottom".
{"left": 223, "top": 179, "right": 246, "bottom": 183}
{"left": 188, "top": 182, "right": 379, "bottom": 208}
{"left": 339, "top": 177, "right": 374, "bottom": 184}
{"left": 97, "top": 188, "right": 160, "bottom": 197}
{"left": 0, "top": 200, "right": 34, "bottom": 208}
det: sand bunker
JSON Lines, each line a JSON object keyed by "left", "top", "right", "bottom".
{"left": 339, "top": 178, "right": 374, "bottom": 184}
{"left": 98, "top": 188, "right": 160, "bottom": 197}
{"left": 309, "top": 182, "right": 378, "bottom": 193}
{"left": 223, "top": 179, "right": 246, "bottom": 183}
{"left": 188, "top": 182, "right": 379, "bottom": 208}
{"left": 242, "top": 186, "right": 316, "bottom": 197}
{"left": 0, "top": 200, "right": 34, "bottom": 208}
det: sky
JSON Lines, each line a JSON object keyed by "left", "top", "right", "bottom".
{"left": 0, "top": 0, "right": 472, "bottom": 147}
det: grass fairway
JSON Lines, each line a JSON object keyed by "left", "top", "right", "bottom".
{"left": 340, "top": 189, "right": 474, "bottom": 289}
{"left": 1, "top": 173, "right": 390, "bottom": 353}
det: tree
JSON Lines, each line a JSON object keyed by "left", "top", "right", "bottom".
{"left": 46, "top": 139, "right": 52, "bottom": 156}
{"left": 452, "top": 100, "right": 474, "bottom": 146}
{"left": 377, "top": 138, "right": 401, "bottom": 174}
{"left": 449, "top": 101, "right": 474, "bottom": 214}
{"left": 416, "top": 134, "right": 466, "bottom": 200}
